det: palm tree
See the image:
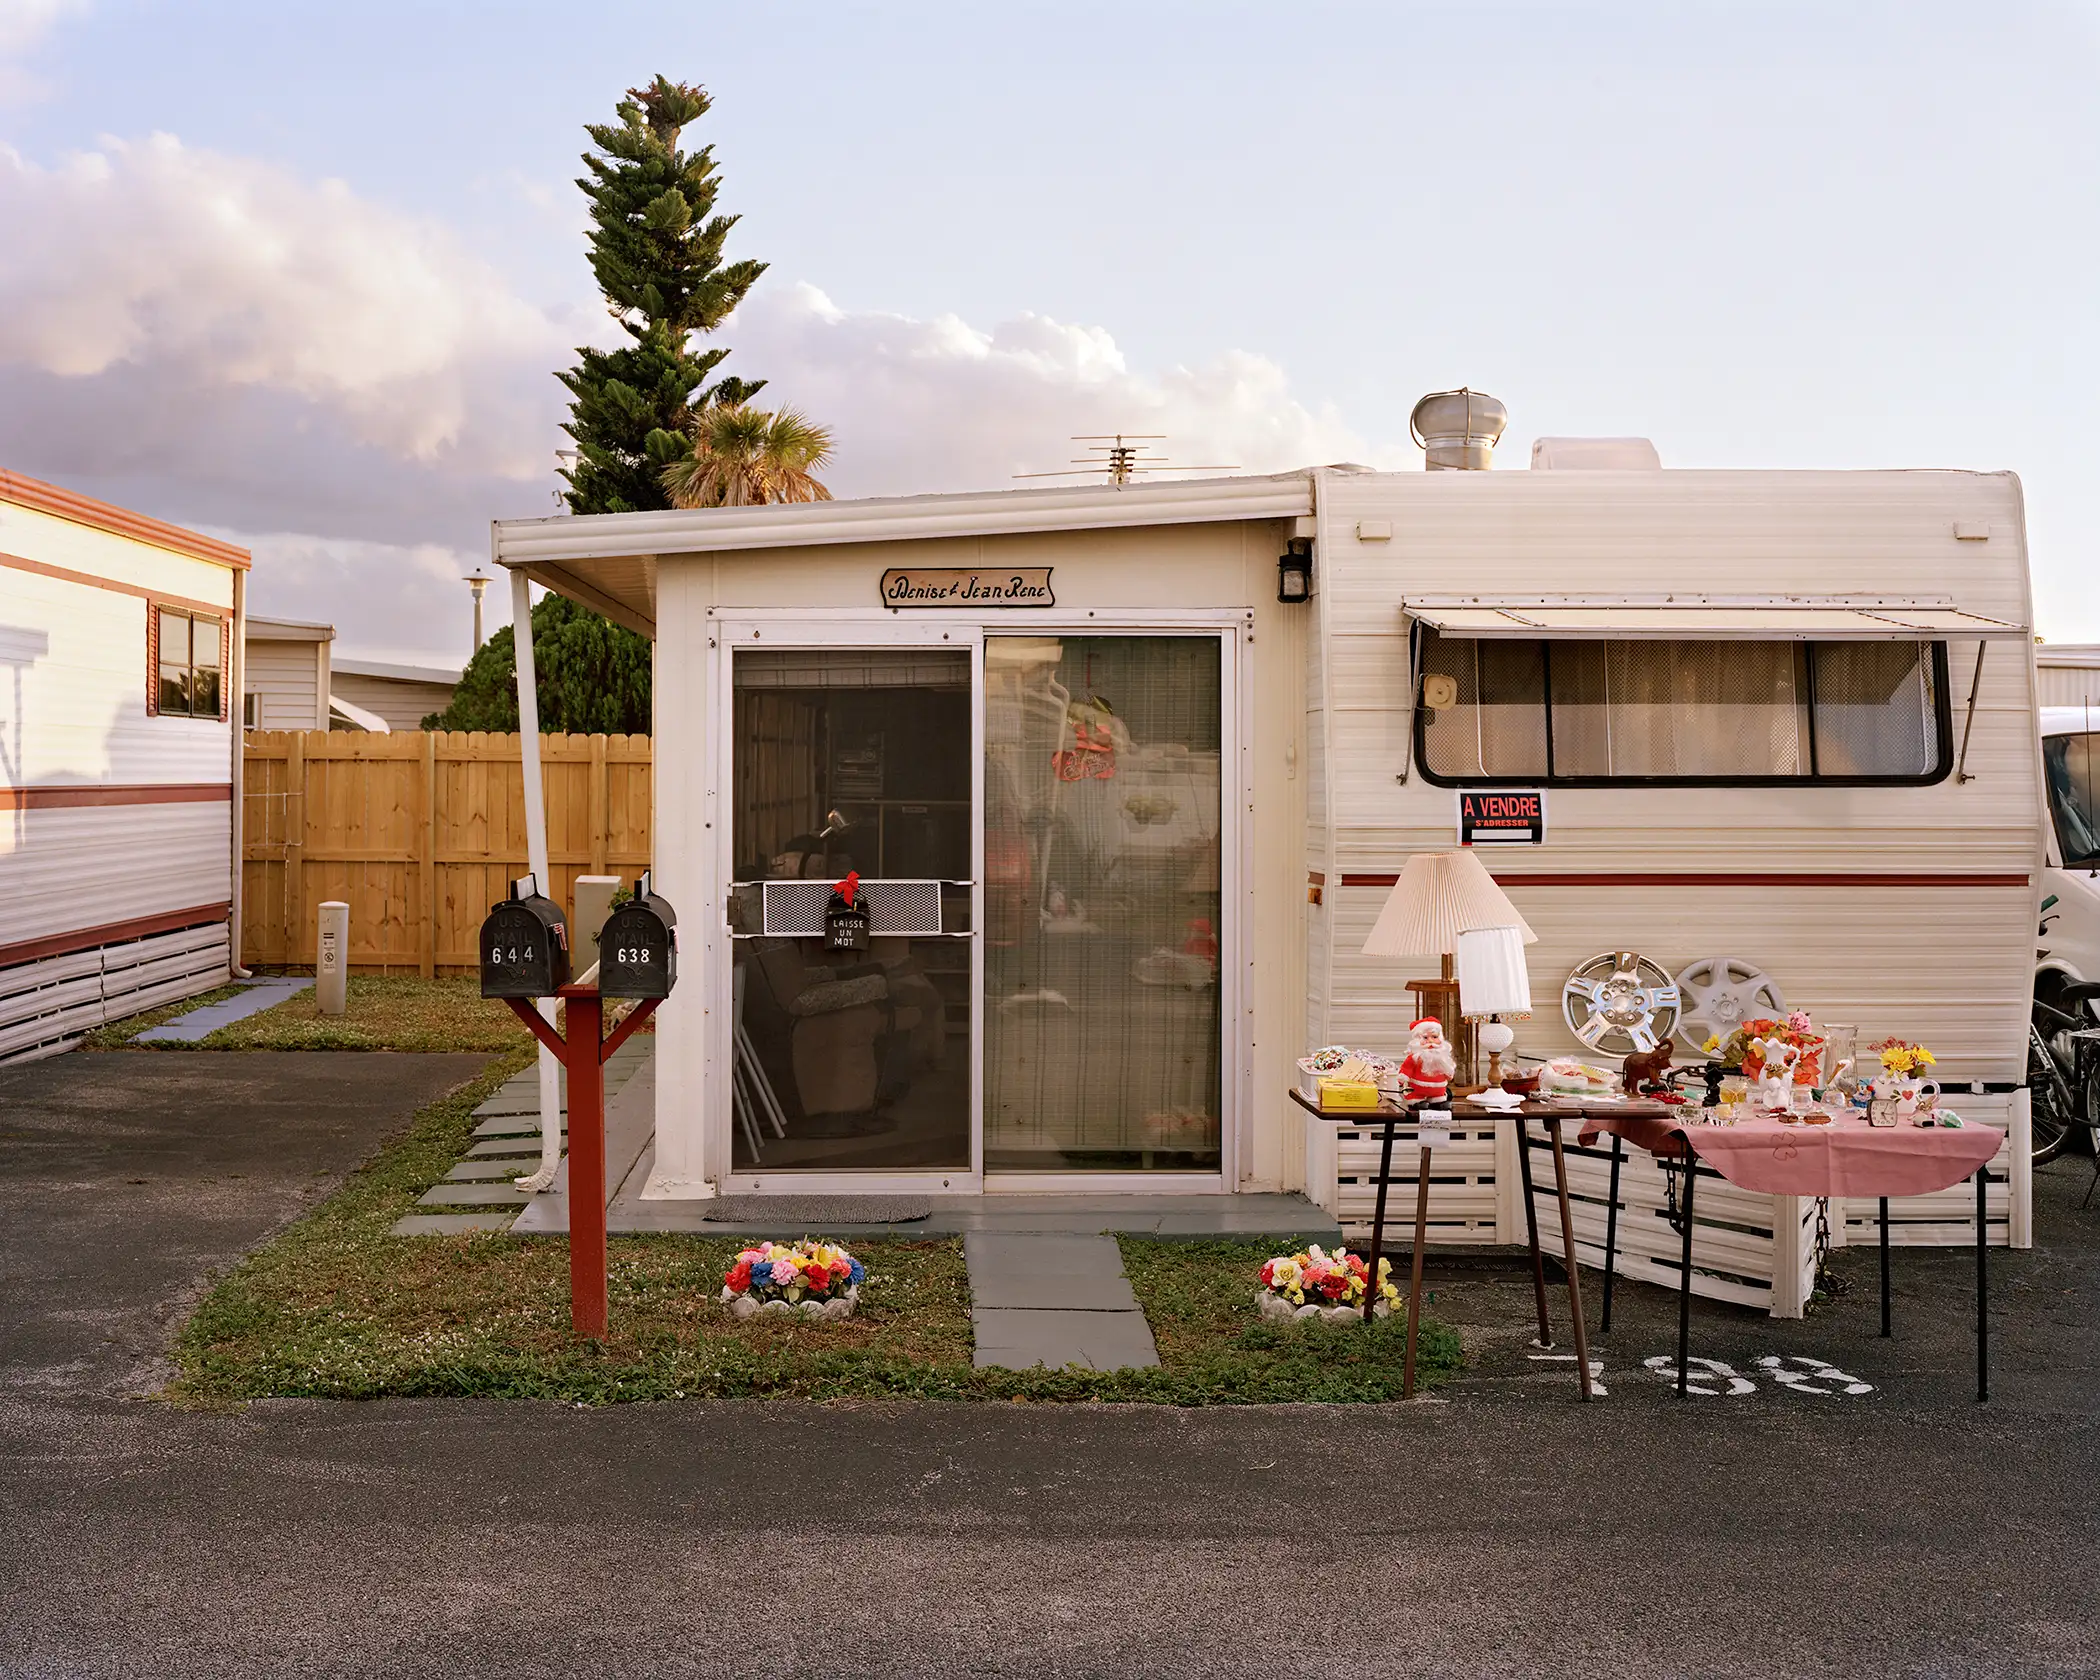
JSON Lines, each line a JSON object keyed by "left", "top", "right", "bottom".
{"left": 660, "top": 404, "right": 835, "bottom": 508}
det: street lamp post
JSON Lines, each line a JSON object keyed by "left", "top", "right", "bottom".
{"left": 465, "top": 567, "right": 489, "bottom": 657}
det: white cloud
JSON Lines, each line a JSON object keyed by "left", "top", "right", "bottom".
{"left": 732, "top": 282, "right": 1376, "bottom": 496}
{"left": 0, "top": 132, "right": 577, "bottom": 472}
{"left": 0, "top": 130, "right": 1370, "bottom": 661}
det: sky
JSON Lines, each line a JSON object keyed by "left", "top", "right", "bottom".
{"left": 0, "top": 0, "right": 2094, "bottom": 665}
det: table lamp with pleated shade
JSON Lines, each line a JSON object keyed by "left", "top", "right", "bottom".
{"left": 1361, "top": 852, "right": 1536, "bottom": 1082}
{"left": 1456, "top": 924, "right": 1533, "bottom": 1084}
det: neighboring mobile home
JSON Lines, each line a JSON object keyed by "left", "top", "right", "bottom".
{"left": 243, "top": 615, "right": 332, "bottom": 730}
{"left": 0, "top": 469, "right": 248, "bottom": 1060}
{"left": 330, "top": 656, "right": 460, "bottom": 732}
{"left": 492, "top": 427, "right": 2042, "bottom": 1314}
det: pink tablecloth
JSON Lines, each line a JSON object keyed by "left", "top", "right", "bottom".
{"left": 1575, "top": 1113, "right": 2002, "bottom": 1199}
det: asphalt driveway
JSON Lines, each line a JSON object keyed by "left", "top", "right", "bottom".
{"left": 0, "top": 1050, "right": 489, "bottom": 1397}
{"left": 0, "top": 1049, "right": 2095, "bottom": 1678}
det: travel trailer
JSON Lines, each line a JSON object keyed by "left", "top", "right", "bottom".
{"left": 493, "top": 401, "right": 2042, "bottom": 1314}
{"left": 0, "top": 469, "right": 249, "bottom": 1060}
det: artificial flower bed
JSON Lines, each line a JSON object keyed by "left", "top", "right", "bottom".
{"left": 1255, "top": 1244, "right": 1402, "bottom": 1325}
{"left": 720, "top": 1239, "right": 865, "bottom": 1321}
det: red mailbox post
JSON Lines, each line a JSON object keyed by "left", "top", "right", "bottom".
{"left": 503, "top": 984, "right": 659, "bottom": 1340}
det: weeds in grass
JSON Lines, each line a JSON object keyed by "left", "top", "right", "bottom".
{"left": 171, "top": 1047, "right": 1460, "bottom": 1407}
{"left": 98, "top": 975, "right": 531, "bottom": 1054}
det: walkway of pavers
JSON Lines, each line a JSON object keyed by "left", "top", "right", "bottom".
{"left": 965, "top": 1232, "right": 1159, "bottom": 1371}
{"left": 135, "top": 977, "right": 311, "bottom": 1043}
{"left": 389, "top": 1037, "right": 653, "bottom": 1236}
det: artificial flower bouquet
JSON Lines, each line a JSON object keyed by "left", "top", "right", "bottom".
{"left": 1255, "top": 1244, "right": 1402, "bottom": 1325}
{"left": 1872, "top": 1037, "right": 1937, "bottom": 1078}
{"left": 720, "top": 1239, "right": 864, "bottom": 1321}
{"left": 1704, "top": 1010, "right": 1825, "bottom": 1086}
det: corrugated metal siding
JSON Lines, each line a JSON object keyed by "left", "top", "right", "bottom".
{"left": 2037, "top": 655, "right": 2100, "bottom": 709}
{"left": 1311, "top": 469, "right": 2040, "bottom": 1085}
{"left": 1, "top": 566, "right": 232, "bottom": 787}
{"left": 244, "top": 639, "right": 325, "bottom": 731}
{"left": 0, "top": 803, "right": 231, "bottom": 949}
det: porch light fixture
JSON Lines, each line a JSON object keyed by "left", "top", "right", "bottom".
{"left": 1277, "top": 537, "right": 1314, "bottom": 603}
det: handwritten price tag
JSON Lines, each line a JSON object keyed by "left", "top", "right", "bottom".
{"left": 1415, "top": 1110, "right": 1453, "bottom": 1148}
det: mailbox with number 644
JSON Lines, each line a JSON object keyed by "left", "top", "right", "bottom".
{"left": 479, "top": 875, "right": 571, "bottom": 998}
{"left": 599, "top": 872, "right": 678, "bottom": 999}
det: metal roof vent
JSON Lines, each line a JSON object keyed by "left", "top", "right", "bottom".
{"left": 1410, "top": 388, "right": 1508, "bottom": 471}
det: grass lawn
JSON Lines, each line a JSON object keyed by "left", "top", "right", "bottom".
{"left": 89, "top": 975, "right": 534, "bottom": 1054}
{"left": 173, "top": 1045, "right": 1461, "bottom": 1406}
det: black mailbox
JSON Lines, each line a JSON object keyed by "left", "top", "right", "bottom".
{"left": 599, "top": 873, "right": 678, "bottom": 1000}
{"left": 478, "top": 875, "right": 571, "bottom": 998}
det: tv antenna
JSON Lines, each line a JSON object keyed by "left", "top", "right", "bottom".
{"left": 1014, "top": 435, "right": 1238, "bottom": 489}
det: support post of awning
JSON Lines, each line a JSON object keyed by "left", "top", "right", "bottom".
{"left": 1955, "top": 641, "right": 1989, "bottom": 784}
{"left": 508, "top": 557, "right": 563, "bottom": 1194}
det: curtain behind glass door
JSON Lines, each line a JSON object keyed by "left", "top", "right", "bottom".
{"left": 983, "top": 635, "right": 1223, "bottom": 1172}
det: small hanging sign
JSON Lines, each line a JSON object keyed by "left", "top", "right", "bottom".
{"left": 1457, "top": 788, "right": 1546, "bottom": 846}
{"left": 880, "top": 567, "right": 1055, "bottom": 608}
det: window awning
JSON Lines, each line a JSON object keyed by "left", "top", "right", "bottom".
{"left": 1402, "top": 596, "right": 2028, "bottom": 641}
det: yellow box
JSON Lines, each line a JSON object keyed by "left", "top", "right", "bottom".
{"left": 1317, "top": 1079, "right": 1381, "bottom": 1111}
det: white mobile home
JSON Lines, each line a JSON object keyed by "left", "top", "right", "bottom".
{"left": 0, "top": 469, "right": 249, "bottom": 1060}
{"left": 493, "top": 435, "right": 2041, "bottom": 1312}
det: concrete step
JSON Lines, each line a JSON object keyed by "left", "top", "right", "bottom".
{"left": 466, "top": 1136, "right": 555, "bottom": 1158}
{"left": 418, "top": 1182, "right": 534, "bottom": 1208}
{"left": 390, "top": 1212, "right": 517, "bottom": 1236}
{"left": 446, "top": 1160, "right": 532, "bottom": 1182}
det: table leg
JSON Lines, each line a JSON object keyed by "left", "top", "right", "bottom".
{"left": 1401, "top": 1146, "right": 1432, "bottom": 1400}
{"left": 1361, "top": 1109, "right": 1400, "bottom": 1327}
{"left": 1675, "top": 1148, "right": 1699, "bottom": 1398}
{"left": 1976, "top": 1167, "right": 1989, "bottom": 1404}
{"left": 1546, "top": 1120, "right": 1595, "bottom": 1402}
{"left": 1889, "top": 1192, "right": 1906, "bottom": 1335}
{"left": 1515, "top": 1118, "right": 1554, "bottom": 1347}
{"left": 1601, "top": 1133, "right": 1624, "bottom": 1334}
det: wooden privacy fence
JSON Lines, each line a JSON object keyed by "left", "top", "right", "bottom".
{"left": 241, "top": 731, "right": 652, "bottom": 974}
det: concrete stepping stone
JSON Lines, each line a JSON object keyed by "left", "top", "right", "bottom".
{"left": 391, "top": 1212, "right": 517, "bottom": 1236}
{"left": 446, "top": 1160, "right": 533, "bottom": 1182}
{"left": 466, "top": 1136, "right": 553, "bottom": 1158}
{"left": 418, "top": 1183, "right": 533, "bottom": 1208}
{"left": 971, "top": 1308, "right": 1160, "bottom": 1372}
{"left": 964, "top": 1232, "right": 1159, "bottom": 1370}
{"left": 470, "top": 1115, "right": 566, "bottom": 1139}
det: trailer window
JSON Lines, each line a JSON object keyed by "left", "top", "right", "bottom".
{"left": 1415, "top": 631, "right": 1949, "bottom": 785}
{"left": 151, "top": 606, "right": 225, "bottom": 719}
{"left": 2045, "top": 732, "right": 2100, "bottom": 868}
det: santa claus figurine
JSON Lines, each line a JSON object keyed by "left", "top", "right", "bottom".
{"left": 1400, "top": 1018, "right": 1458, "bottom": 1102}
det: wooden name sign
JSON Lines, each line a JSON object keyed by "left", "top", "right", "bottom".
{"left": 880, "top": 567, "right": 1055, "bottom": 608}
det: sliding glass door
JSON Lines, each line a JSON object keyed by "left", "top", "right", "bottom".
{"left": 981, "top": 635, "right": 1224, "bottom": 1172}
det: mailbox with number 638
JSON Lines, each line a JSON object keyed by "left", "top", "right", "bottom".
{"left": 478, "top": 875, "right": 571, "bottom": 998}
{"left": 599, "top": 872, "right": 678, "bottom": 999}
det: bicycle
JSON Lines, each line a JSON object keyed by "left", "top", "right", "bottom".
{"left": 2029, "top": 978, "right": 2100, "bottom": 1166}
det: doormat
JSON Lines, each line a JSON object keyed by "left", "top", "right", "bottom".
{"left": 700, "top": 1196, "right": 935, "bottom": 1225}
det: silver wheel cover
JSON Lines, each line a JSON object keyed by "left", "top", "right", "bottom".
{"left": 1672, "top": 956, "right": 1786, "bottom": 1054}
{"left": 1560, "top": 951, "right": 1682, "bottom": 1054}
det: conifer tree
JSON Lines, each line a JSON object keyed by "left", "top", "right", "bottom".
{"left": 435, "top": 75, "right": 765, "bottom": 733}
{"left": 558, "top": 75, "right": 768, "bottom": 516}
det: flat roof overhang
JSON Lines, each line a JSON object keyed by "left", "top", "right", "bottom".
{"left": 491, "top": 472, "right": 1316, "bottom": 638}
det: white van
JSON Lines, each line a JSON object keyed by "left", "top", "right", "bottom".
{"left": 2035, "top": 706, "right": 2100, "bottom": 1156}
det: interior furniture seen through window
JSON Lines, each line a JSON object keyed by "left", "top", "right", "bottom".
{"left": 154, "top": 606, "right": 224, "bottom": 719}
{"left": 1415, "top": 630, "right": 1949, "bottom": 785}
